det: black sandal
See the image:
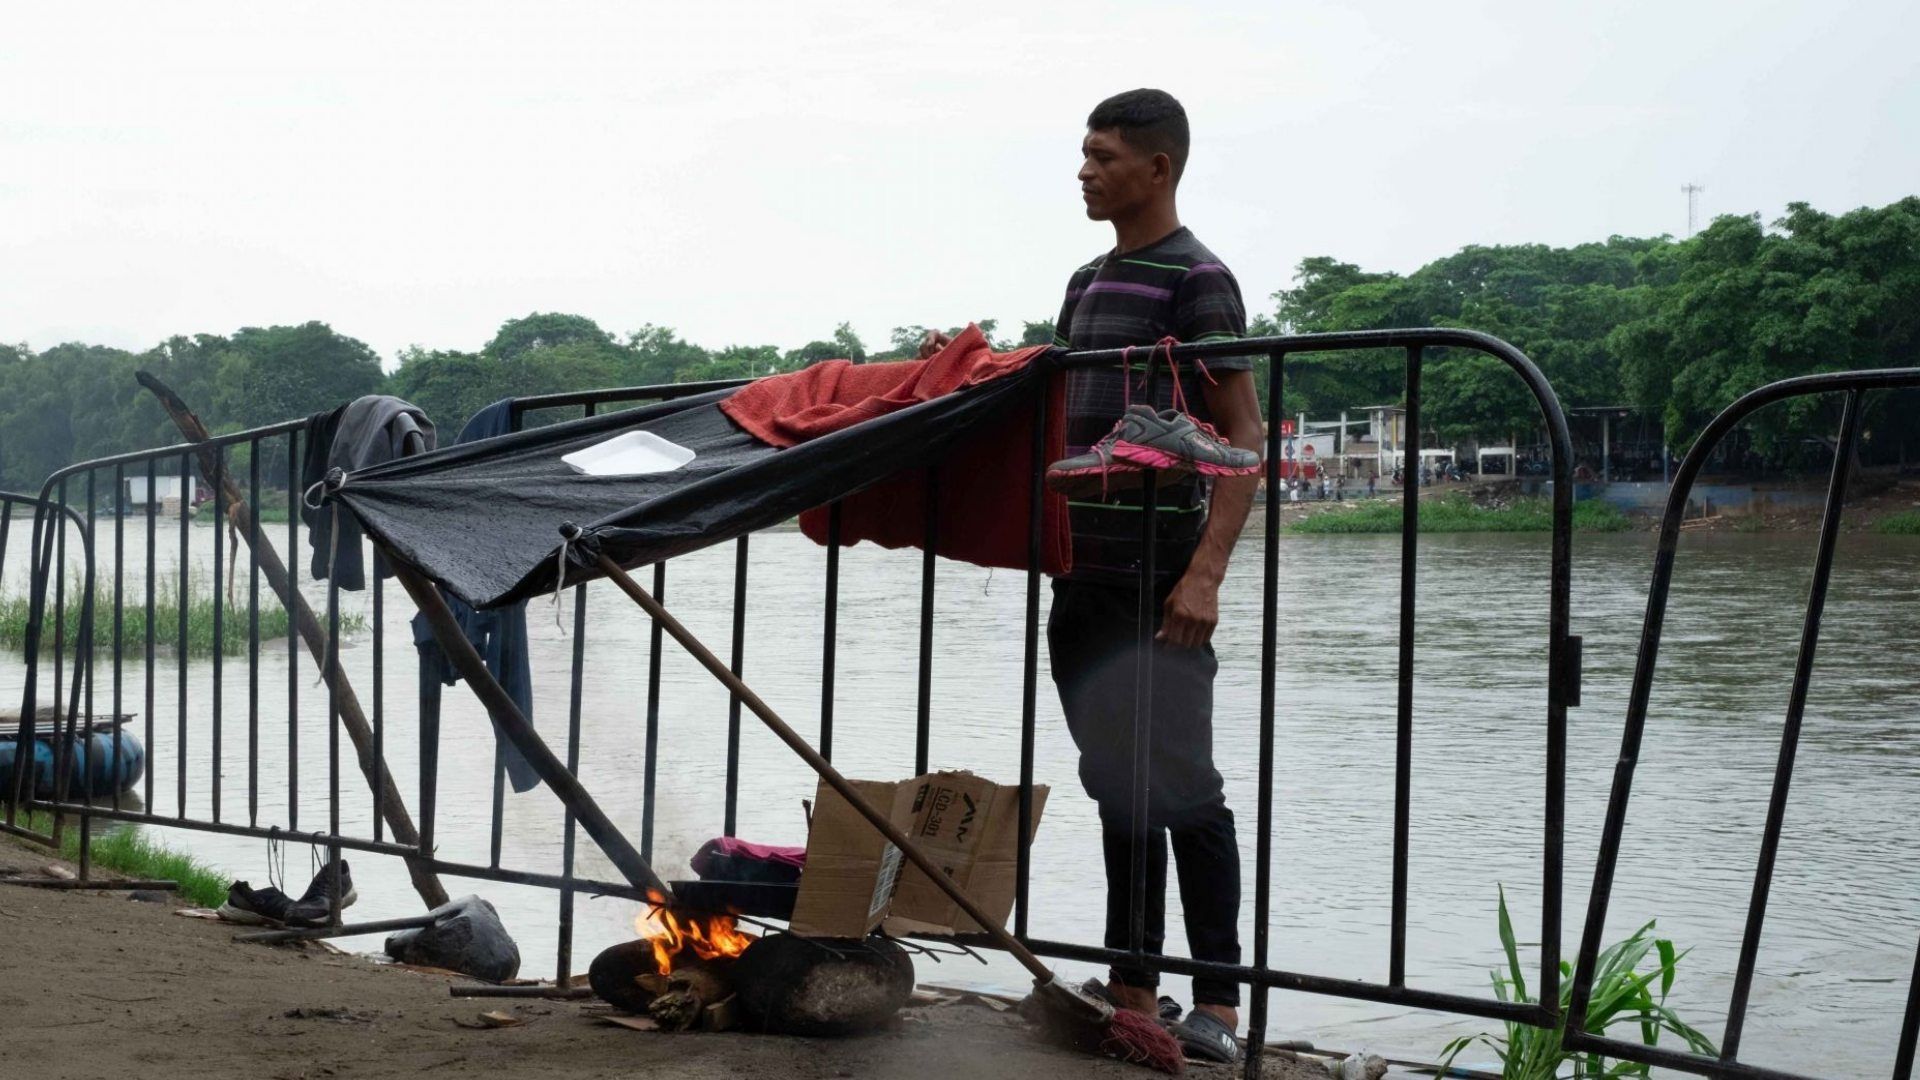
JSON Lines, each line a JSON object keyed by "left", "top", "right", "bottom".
{"left": 1170, "top": 1008, "right": 1241, "bottom": 1064}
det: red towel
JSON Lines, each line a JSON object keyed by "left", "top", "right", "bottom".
{"left": 720, "top": 324, "right": 1070, "bottom": 575}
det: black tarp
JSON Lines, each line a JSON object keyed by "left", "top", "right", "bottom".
{"left": 327, "top": 371, "right": 1036, "bottom": 609}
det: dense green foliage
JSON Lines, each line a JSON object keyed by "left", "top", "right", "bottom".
{"left": 3, "top": 196, "right": 1913, "bottom": 490}
{"left": 0, "top": 581, "right": 362, "bottom": 657}
{"left": 1284, "top": 494, "right": 1630, "bottom": 534}
{"left": 1269, "top": 198, "right": 1920, "bottom": 457}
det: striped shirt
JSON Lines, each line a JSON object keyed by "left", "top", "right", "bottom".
{"left": 1053, "top": 227, "right": 1251, "bottom": 583}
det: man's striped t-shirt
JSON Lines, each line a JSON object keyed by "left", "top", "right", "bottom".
{"left": 1052, "top": 226, "right": 1251, "bottom": 583}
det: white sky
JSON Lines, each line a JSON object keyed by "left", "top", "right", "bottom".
{"left": 3, "top": 1, "right": 1915, "bottom": 366}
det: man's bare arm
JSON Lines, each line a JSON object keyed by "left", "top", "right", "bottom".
{"left": 1158, "top": 368, "right": 1263, "bottom": 649}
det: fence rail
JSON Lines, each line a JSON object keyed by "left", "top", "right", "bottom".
{"left": 5, "top": 328, "right": 1591, "bottom": 1079}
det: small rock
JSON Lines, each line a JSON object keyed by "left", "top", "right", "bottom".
{"left": 127, "top": 890, "right": 171, "bottom": 904}
{"left": 384, "top": 895, "right": 520, "bottom": 983}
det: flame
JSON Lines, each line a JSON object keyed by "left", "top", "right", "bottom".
{"left": 633, "top": 906, "right": 756, "bottom": 975}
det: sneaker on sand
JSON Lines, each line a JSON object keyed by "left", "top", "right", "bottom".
{"left": 1047, "top": 405, "right": 1261, "bottom": 499}
{"left": 217, "top": 881, "right": 296, "bottom": 926}
{"left": 285, "top": 859, "right": 358, "bottom": 927}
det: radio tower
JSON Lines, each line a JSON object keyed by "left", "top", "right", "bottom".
{"left": 1682, "top": 183, "right": 1705, "bottom": 237}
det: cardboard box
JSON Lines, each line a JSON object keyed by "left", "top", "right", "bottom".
{"left": 789, "top": 771, "right": 1048, "bottom": 939}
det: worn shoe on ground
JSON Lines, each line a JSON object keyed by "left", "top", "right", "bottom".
{"left": 217, "top": 880, "right": 296, "bottom": 926}
{"left": 1047, "top": 404, "right": 1261, "bottom": 498}
{"left": 285, "top": 858, "right": 358, "bottom": 927}
{"left": 1170, "top": 1007, "right": 1242, "bottom": 1063}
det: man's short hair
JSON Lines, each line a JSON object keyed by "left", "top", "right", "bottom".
{"left": 1087, "top": 88, "right": 1190, "bottom": 183}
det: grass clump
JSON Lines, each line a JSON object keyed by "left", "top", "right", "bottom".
{"left": 1873, "top": 510, "right": 1920, "bottom": 535}
{"left": 1286, "top": 494, "right": 1631, "bottom": 534}
{"left": 1438, "top": 886, "right": 1715, "bottom": 1079}
{"left": 14, "top": 810, "right": 230, "bottom": 908}
{"left": 0, "top": 582, "right": 363, "bottom": 658}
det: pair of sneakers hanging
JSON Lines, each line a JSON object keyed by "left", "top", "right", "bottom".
{"left": 218, "top": 857, "right": 358, "bottom": 928}
{"left": 1046, "top": 337, "right": 1262, "bottom": 499}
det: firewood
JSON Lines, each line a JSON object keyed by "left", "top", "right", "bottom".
{"left": 636, "top": 973, "right": 669, "bottom": 996}
{"left": 648, "top": 990, "right": 702, "bottom": 1032}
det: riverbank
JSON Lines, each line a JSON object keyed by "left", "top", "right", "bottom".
{"left": 1272, "top": 475, "right": 1920, "bottom": 534}
{"left": 0, "top": 835, "right": 1316, "bottom": 1080}
{"left": 1280, "top": 490, "right": 1629, "bottom": 534}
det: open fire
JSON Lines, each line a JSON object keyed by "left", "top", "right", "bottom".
{"left": 633, "top": 906, "right": 757, "bottom": 975}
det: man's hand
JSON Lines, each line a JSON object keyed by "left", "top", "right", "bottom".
{"left": 916, "top": 329, "right": 953, "bottom": 360}
{"left": 1157, "top": 569, "right": 1221, "bottom": 649}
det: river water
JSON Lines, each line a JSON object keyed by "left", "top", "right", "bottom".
{"left": 4, "top": 516, "right": 1917, "bottom": 1075}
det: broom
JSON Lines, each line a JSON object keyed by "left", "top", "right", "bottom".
{"left": 593, "top": 554, "right": 1185, "bottom": 1074}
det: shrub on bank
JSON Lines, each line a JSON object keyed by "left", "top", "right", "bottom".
{"left": 1285, "top": 494, "right": 1631, "bottom": 534}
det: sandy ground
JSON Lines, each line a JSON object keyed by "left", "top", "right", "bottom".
{"left": 0, "top": 839, "right": 1337, "bottom": 1080}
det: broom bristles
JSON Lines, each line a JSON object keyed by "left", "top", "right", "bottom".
{"left": 1034, "top": 1000, "right": 1185, "bottom": 1075}
{"left": 1100, "top": 1007, "right": 1186, "bottom": 1075}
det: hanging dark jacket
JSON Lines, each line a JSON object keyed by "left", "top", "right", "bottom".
{"left": 408, "top": 399, "right": 540, "bottom": 794}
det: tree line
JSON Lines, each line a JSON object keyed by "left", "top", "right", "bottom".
{"left": 2, "top": 197, "right": 1913, "bottom": 491}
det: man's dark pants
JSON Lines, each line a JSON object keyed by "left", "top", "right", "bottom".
{"left": 1048, "top": 576, "right": 1243, "bottom": 1007}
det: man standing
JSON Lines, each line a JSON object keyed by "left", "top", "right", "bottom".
{"left": 1028, "top": 88, "right": 1264, "bottom": 1064}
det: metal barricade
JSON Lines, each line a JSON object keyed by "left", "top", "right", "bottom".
{"left": 4, "top": 329, "right": 1576, "bottom": 1080}
{"left": 1566, "top": 368, "right": 1920, "bottom": 1080}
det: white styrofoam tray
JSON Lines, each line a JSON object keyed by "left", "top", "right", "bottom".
{"left": 560, "top": 431, "right": 696, "bottom": 476}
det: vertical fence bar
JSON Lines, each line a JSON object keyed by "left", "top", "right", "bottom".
{"left": 211, "top": 447, "right": 224, "bottom": 822}
{"left": 80, "top": 472, "right": 96, "bottom": 875}
{"left": 489, "top": 740, "right": 507, "bottom": 868}
{"left": 248, "top": 442, "right": 260, "bottom": 826}
{"left": 1245, "top": 351, "right": 1285, "bottom": 1079}
{"left": 1720, "top": 389, "right": 1863, "bottom": 1061}
{"left": 287, "top": 432, "right": 300, "bottom": 831}
{"left": 1390, "top": 345, "right": 1419, "bottom": 987}
{"left": 176, "top": 453, "right": 189, "bottom": 819}
{"left": 821, "top": 504, "right": 840, "bottom": 761}
{"left": 557, "top": 577, "right": 588, "bottom": 985}
{"left": 111, "top": 468, "right": 125, "bottom": 815}
{"left": 916, "top": 471, "right": 938, "bottom": 774}
{"left": 52, "top": 478, "right": 67, "bottom": 826}
{"left": 723, "top": 536, "right": 748, "bottom": 837}
{"left": 1893, "top": 933, "right": 1920, "bottom": 1080}
{"left": 327, "top": 567, "right": 342, "bottom": 925}
{"left": 8, "top": 498, "right": 54, "bottom": 827}
{"left": 640, "top": 561, "right": 666, "bottom": 862}
{"left": 556, "top": 401, "right": 596, "bottom": 982}
{"left": 372, "top": 572, "right": 384, "bottom": 843}
{"left": 145, "top": 458, "right": 156, "bottom": 812}
{"left": 1129, "top": 356, "right": 1161, "bottom": 962}
{"left": 1016, "top": 372, "right": 1047, "bottom": 938}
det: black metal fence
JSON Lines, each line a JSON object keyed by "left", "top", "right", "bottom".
{"left": 1567, "top": 368, "right": 1920, "bottom": 1080}
{"left": 3, "top": 329, "right": 1582, "bottom": 1079}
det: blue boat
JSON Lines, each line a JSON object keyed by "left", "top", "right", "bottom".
{"left": 0, "top": 726, "right": 145, "bottom": 798}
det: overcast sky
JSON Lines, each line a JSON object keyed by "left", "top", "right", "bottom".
{"left": 4, "top": 1, "right": 1915, "bottom": 366}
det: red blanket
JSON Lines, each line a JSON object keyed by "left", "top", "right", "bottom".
{"left": 720, "top": 324, "right": 1069, "bottom": 575}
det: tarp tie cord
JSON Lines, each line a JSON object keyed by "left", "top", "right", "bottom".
{"left": 553, "top": 522, "right": 585, "bottom": 633}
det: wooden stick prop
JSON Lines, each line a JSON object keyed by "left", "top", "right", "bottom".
{"left": 135, "top": 372, "right": 449, "bottom": 910}
{"left": 590, "top": 553, "right": 1185, "bottom": 1073}
{"left": 387, "top": 558, "right": 673, "bottom": 905}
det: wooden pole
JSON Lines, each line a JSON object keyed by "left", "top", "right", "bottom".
{"left": 134, "top": 372, "right": 449, "bottom": 910}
